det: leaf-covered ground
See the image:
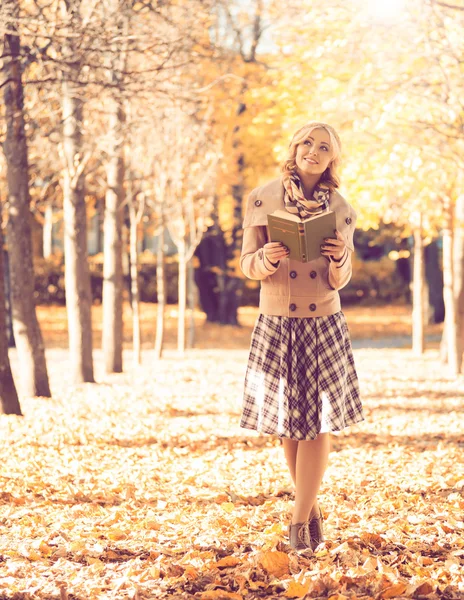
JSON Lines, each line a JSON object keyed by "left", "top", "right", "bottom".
{"left": 1, "top": 317, "right": 463, "bottom": 599}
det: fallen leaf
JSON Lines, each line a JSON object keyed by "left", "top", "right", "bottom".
{"left": 200, "top": 591, "right": 242, "bottom": 600}
{"left": 214, "top": 556, "right": 241, "bottom": 569}
{"left": 414, "top": 581, "right": 435, "bottom": 596}
{"left": 285, "top": 579, "right": 311, "bottom": 598}
{"left": 381, "top": 582, "right": 408, "bottom": 598}
{"left": 259, "top": 550, "right": 290, "bottom": 578}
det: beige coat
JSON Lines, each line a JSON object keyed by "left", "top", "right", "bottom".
{"left": 240, "top": 178, "right": 357, "bottom": 318}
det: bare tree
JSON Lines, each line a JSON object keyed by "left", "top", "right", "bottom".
{"left": 60, "top": 0, "right": 94, "bottom": 383}
{"left": 126, "top": 171, "right": 145, "bottom": 366}
{"left": 411, "top": 215, "right": 425, "bottom": 356}
{"left": 1, "top": 0, "right": 51, "bottom": 398}
{"left": 101, "top": 1, "right": 130, "bottom": 374}
{"left": 0, "top": 204, "right": 21, "bottom": 415}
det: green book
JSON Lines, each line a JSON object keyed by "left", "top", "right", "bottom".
{"left": 267, "top": 209, "right": 337, "bottom": 263}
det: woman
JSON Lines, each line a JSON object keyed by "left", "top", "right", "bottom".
{"left": 239, "top": 122, "right": 364, "bottom": 551}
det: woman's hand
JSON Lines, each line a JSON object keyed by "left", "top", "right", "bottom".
{"left": 321, "top": 230, "right": 347, "bottom": 262}
{"left": 263, "top": 242, "right": 289, "bottom": 265}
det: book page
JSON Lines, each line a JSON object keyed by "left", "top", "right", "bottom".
{"left": 271, "top": 209, "right": 334, "bottom": 223}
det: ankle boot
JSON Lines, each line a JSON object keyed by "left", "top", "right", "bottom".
{"left": 288, "top": 521, "right": 311, "bottom": 550}
{"left": 308, "top": 509, "right": 324, "bottom": 551}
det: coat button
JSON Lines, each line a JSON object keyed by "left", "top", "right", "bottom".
{"left": 289, "top": 303, "right": 297, "bottom": 312}
{"left": 310, "top": 271, "right": 317, "bottom": 279}
{"left": 254, "top": 199, "right": 262, "bottom": 207}
{"left": 309, "top": 303, "right": 317, "bottom": 311}
{"left": 345, "top": 217, "right": 352, "bottom": 225}
{"left": 290, "top": 270, "right": 297, "bottom": 279}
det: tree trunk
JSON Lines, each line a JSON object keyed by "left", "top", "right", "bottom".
{"left": 194, "top": 213, "right": 223, "bottom": 323}
{"left": 102, "top": 99, "right": 124, "bottom": 374}
{"left": 129, "top": 190, "right": 141, "bottom": 367}
{"left": 412, "top": 224, "right": 425, "bottom": 355}
{"left": 62, "top": 77, "right": 94, "bottom": 384}
{"left": 424, "top": 240, "right": 445, "bottom": 323}
{"left": 3, "top": 251, "right": 15, "bottom": 348}
{"left": 454, "top": 194, "right": 464, "bottom": 370}
{"left": 187, "top": 259, "right": 195, "bottom": 349}
{"left": 2, "top": 12, "right": 51, "bottom": 398}
{"left": 43, "top": 201, "right": 53, "bottom": 258}
{"left": 0, "top": 222, "right": 22, "bottom": 415}
{"left": 442, "top": 205, "right": 459, "bottom": 375}
{"left": 178, "top": 239, "right": 186, "bottom": 355}
{"left": 154, "top": 230, "right": 165, "bottom": 359}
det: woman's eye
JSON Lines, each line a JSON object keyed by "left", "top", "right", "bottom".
{"left": 321, "top": 146, "right": 329, "bottom": 151}
{"left": 304, "top": 140, "right": 312, "bottom": 146}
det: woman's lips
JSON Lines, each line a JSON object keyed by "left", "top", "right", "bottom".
{"left": 305, "top": 158, "right": 318, "bottom": 164}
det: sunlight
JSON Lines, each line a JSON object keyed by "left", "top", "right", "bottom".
{"left": 367, "top": 0, "right": 405, "bottom": 20}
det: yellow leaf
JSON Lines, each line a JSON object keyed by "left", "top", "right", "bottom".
{"left": 26, "top": 549, "right": 41, "bottom": 561}
{"left": 381, "top": 582, "right": 408, "bottom": 598}
{"left": 70, "top": 541, "right": 86, "bottom": 552}
{"left": 214, "top": 556, "right": 240, "bottom": 568}
{"left": 263, "top": 522, "right": 283, "bottom": 535}
{"left": 108, "top": 529, "right": 126, "bottom": 541}
{"left": 258, "top": 550, "right": 289, "bottom": 578}
{"left": 285, "top": 579, "right": 310, "bottom": 598}
{"left": 220, "top": 502, "right": 235, "bottom": 513}
{"left": 38, "top": 541, "right": 53, "bottom": 555}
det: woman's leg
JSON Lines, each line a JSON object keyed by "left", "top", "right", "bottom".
{"left": 282, "top": 439, "right": 298, "bottom": 484}
{"left": 291, "top": 433, "right": 330, "bottom": 524}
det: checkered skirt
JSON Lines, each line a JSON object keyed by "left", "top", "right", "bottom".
{"left": 240, "top": 312, "right": 364, "bottom": 440}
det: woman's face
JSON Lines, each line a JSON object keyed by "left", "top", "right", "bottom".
{"left": 295, "top": 128, "right": 333, "bottom": 177}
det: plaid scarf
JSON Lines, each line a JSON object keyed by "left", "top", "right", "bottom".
{"left": 282, "top": 173, "right": 330, "bottom": 219}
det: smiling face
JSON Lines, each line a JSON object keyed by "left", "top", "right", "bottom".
{"left": 295, "top": 128, "right": 333, "bottom": 178}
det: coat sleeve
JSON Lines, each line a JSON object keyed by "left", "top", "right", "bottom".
{"left": 240, "top": 188, "right": 280, "bottom": 281}
{"left": 328, "top": 208, "right": 357, "bottom": 291}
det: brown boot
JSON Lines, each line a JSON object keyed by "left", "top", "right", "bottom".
{"left": 308, "top": 509, "right": 324, "bottom": 551}
{"left": 288, "top": 521, "right": 311, "bottom": 550}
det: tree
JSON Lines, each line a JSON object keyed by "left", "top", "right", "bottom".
{"left": 1, "top": 0, "right": 51, "bottom": 398}
{"left": 0, "top": 204, "right": 21, "bottom": 416}
{"left": 59, "top": 0, "right": 94, "bottom": 383}
{"left": 101, "top": 0, "right": 129, "bottom": 374}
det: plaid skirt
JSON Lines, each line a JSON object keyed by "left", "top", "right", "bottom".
{"left": 240, "top": 312, "right": 364, "bottom": 440}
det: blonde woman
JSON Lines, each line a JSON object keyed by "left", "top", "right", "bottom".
{"left": 240, "top": 122, "right": 364, "bottom": 551}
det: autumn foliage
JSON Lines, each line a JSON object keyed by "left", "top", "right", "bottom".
{"left": 0, "top": 312, "right": 463, "bottom": 598}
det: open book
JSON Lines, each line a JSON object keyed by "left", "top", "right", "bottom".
{"left": 267, "top": 209, "right": 337, "bottom": 263}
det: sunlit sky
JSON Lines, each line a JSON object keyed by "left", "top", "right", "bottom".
{"left": 367, "top": 0, "right": 406, "bottom": 20}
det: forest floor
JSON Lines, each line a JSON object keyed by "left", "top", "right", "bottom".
{"left": 0, "top": 305, "right": 463, "bottom": 600}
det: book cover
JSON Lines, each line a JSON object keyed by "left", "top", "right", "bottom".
{"left": 267, "top": 210, "right": 337, "bottom": 263}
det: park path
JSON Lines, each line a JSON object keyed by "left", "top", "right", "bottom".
{"left": 0, "top": 347, "right": 463, "bottom": 599}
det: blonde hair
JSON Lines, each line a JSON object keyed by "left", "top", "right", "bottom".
{"left": 282, "top": 121, "right": 342, "bottom": 191}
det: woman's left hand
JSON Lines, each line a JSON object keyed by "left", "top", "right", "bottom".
{"left": 320, "top": 230, "right": 347, "bottom": 262}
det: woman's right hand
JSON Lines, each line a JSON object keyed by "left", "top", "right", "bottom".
{"left": 263, "top": 242, "right": 289, "bottom": 265}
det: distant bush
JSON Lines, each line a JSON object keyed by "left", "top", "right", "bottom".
{"left": 341, "top": 254, "right": 409, "bottom": 305}
{"left": 32, "top": 252, "right": 179, "bottom": 305}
